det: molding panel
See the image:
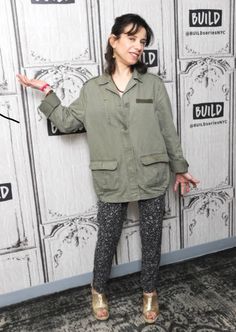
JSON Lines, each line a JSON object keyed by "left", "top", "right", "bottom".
{"left": 15, "top": 0, "right": 100, "bottom": 66}
{"left": 179, "top": 57, "right": 234, "bottom": 192}
{"left": 0, "top": 249, "right": 43, "bottom": 294}
{"left": 0, "top": 1, "right": 18, "bottom": 94}
{"left": 176, "top": 0, "right": 234, "bottom": 58}
{"left": 42, "top": 207, "right": 98, "bottom": 281}
{"left": 116, "top": 223, "right": 141, "bottom": 265}
{"left": 0, "top": 96, "right": 37, "bottom": 255}
{"left": 161, "top": 217, "right": 181, "bottom": 253}
{"left": 182, "top": 188, "right": 233, "bottom": 247}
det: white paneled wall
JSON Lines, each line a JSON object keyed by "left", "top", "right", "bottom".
{"left": 0, "top": 0, "right": 235, "bottom": 295}
{"left": 176, "top": 0, "right": 235, "bottom": 248}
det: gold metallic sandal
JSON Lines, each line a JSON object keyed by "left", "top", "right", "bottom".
{"left": 92, "top": 288, "right": 109, "bottom": 321}
{"left": 143, "top": 292, "right": 159, "bottom": 324}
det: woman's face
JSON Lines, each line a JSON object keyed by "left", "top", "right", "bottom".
{"left": 111, "top": 24, "right": 147, "bottom": 67}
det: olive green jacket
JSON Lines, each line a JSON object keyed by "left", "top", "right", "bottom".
{"left": 39, "top": 70, "right": 188, "bottom": 202}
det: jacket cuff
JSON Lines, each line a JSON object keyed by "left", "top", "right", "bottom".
{"left": 169, "top": 159, "right": 189, "bottom": 174}
{"left": 38, "top": 92, "right": 61, "bottom": 118}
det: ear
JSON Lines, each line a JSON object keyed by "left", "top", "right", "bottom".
{"left": 108, "top": 34, "right": 118, "bottom": 48}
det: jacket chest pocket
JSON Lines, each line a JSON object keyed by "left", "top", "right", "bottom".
{"left": 89, "top": 160, "right": 119, "bottom": 194}
{"left": 139, "top": 153, "right": 170, "bottom": 189}
{"left": 134, "top": 99, "right": 156, "bottom": 124}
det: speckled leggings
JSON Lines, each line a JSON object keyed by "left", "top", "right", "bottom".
{"left": 92, "top": 194, "right": 165, "bottom": 293}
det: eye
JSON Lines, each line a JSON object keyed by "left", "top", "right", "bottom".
{"left": 141, "top": 40, "right": 146, "bottom": 46}
{"left": 128, "top": 36, "right": 135, "bottom": 41}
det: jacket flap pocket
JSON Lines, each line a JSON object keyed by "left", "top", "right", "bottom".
{"left": 140, "top": 153, "right": 169, "bottom": 165}
{"left": 89, "top": 160, "right": 118, "bottom": 170}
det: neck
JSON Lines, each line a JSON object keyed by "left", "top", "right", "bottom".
{"left": 111, "top": 62, "right": 133, "bottom": 95}
{"left": 113, "top": 62, "right": 132, "bottom": 79}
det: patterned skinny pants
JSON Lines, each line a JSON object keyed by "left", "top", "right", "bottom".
{"left": 92, "top": 194, "right": 165, "bottom": 293}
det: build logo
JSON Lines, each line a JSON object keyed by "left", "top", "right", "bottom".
{"left": 193, "top": 102, "right": 224, "bottom": 120}
{"left": 0, "top": 183, "right": 12, "bottom": 202}
{"left": 189, "top": 9, "right": 222, "bottom": 27}
{"left": 141, "top": 50, "right": 158, "bottom": 67}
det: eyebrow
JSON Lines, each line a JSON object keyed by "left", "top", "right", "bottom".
{"left": 126, "top": 33, "right": 147, "bottom": 41}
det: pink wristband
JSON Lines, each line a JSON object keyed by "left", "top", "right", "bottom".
{"left": 40, "top": 83, "right": 49, "bottom": 92}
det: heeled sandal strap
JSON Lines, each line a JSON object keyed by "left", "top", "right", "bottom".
{"left": 143, "top": 293, "right": 159, "bottom": 323}
{"left": 143, "top": 294, "right": 158, "bottom": 312}
{"left": 92, "top": 293, "right": 108, "bottom": 311}
{"left": 92, "top": 292, "right": 109, "bottom": 321}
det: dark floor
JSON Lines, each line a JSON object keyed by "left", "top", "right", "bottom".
{"left": 0, "top": 247, "right": 236, "bottom": 332}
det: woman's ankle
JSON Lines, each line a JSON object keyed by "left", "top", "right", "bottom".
{"left": 143, "top": 290, "right": 157, "bottom": 296}
{"left": 91, "top": 284, "right": 107, "bottom": 295}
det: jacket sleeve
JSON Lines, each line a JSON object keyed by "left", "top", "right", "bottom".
{"left": 155, "top": 79, "right": 189, "bottom": 174}
{"left": 38, "top": 85, "right": 87, "bottom": 133}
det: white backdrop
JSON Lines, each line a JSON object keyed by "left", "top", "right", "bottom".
{"left": 0, "top": 0, "right": 235, "bottom": 295}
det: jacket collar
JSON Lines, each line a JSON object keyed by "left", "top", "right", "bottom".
{"left": 97, "top": 68, "right": 143, "bottom": 86}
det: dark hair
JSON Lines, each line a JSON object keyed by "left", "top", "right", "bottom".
{"left": 105, "top": 13, "right": 154, "bottom": 75}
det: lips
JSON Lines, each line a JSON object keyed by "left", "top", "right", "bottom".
{"left": 129, "top": 52, "right": 140, "bottom": 59}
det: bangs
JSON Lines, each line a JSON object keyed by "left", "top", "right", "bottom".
{"left": 125, "top": 23, "right": 140, "bottom": 36}
{"left": 124, "top": 22, "right": 151, "bottom": 46}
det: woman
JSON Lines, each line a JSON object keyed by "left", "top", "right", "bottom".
{"left": 17, "top": 13, "right": 199, "bottom": 324}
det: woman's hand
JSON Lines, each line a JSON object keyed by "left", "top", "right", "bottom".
{"left": 16, "top": 74, "right": 51, "bottom": 94}
{"left": 174, "top": 172, "right": 200, "bottom": 195}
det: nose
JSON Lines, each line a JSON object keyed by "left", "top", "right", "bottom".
{"left": 134, "top": 39, "right": 143, "bottom": 51}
